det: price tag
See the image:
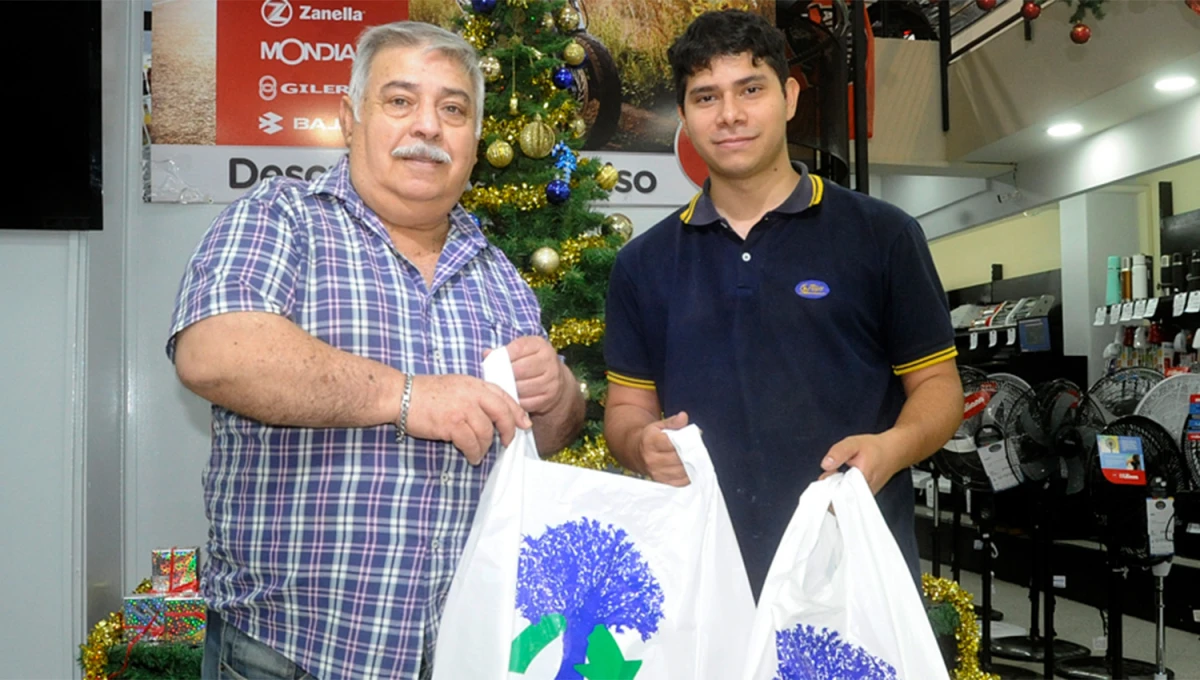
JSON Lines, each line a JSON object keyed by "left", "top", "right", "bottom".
{"left": 1007, "top": 327, "right": 1017, "bottom": 346}
{"left": 1188, "top": 291, "right": 1200, "bottom": 313}
{"left": 1174, "top": 293, "right": 1187, "bottom": 317}
{"left": 1145, "top": 297, "right": 1159, "bottom": 317}
{"left": 1094, "top": 307, "right": 1107, "bottom": 326}
{"left": 1147, "top": 498, "right": 1175, "bottom": 556}
{"left": 978, "top": 440, "right": 1021, "bottom": 492}
{"left": 988, "top": 330, "right": 998, "bottom": 348}
{"left": 1121, "top": 302, "right": 1134, "bottom": 321}
{"left": 970, "top": 333, "right": 979, "bottom": 350}
{"left": 1134, "top": 299, "right": 1147, "bottom": 318}
{"left": 1109, "top": 305, "right": 1120, "bottom": 325}
{"left": 1053, "top": 575, "right": 1066, "bottom": 589}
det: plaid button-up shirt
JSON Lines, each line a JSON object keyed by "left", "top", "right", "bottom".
{"left": 167, "top": 157, "right": 545, "bottom": 679}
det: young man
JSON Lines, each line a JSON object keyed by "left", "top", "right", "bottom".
{"left": 169, "top": 22, "right": 583, "bottom": 680}
{"left": 603, "top": 9, "right": 963, "bottom": 597}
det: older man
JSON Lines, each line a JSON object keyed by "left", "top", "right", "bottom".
{"left": 168, "top": 21, "right": 584, "bottom": 680}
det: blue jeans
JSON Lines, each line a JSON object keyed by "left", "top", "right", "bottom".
{"left": 202, "top": 610, "right": 316, "bottom": 680}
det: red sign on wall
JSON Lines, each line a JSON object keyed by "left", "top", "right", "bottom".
{"left": 216, "top": 0, "right": 409, "bottom": 147}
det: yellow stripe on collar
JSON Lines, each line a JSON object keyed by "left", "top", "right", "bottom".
{"left": 680, "top": 193, "right": 702, "bottom": 224}
{"left": 809, "top": 175, "right": 825, "bottom": 207}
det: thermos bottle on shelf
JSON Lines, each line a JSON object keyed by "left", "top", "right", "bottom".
{"left": 1132, "top": 255, "right": 1148, "bottom": 300}
{"left": 1128, "top": 254, "right": 1147, "bottom": 299}
{"left": 1172, "top": 252, "right": 1187, "bottom": 294}
{"left": 1189, "top": 250, "right": 1200, "bottom": 292}
{"left": 1106, "top": 255, "right": 1122, "bottom": 306}
{"left": 1120, "top": 256, "right": 1133, "bottom": 302}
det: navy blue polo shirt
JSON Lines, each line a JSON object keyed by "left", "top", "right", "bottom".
{"left": 604, "top": 163, "right": 956, "bottom": 596}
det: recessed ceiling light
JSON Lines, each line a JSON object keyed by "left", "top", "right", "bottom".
{"left": 1155, "top": 75, "right": 1197, "bottom": 92}
{"left": 1047, "top": 122, "right": 1083, "bottom": 138}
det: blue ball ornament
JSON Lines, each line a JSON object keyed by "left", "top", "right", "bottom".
{"left": 471, "top": 0, "right": 497, "bottom": 13}
{"left": 552, "top": 66, "right": 575, "bottom": 90}
{"left": 546, "top": 179, "right": 571, "bottom": 204}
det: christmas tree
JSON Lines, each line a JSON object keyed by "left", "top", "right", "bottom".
{"left": 456, "top": 0, "right": 633, "bottom": 470}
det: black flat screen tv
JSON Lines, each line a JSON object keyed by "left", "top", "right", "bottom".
{"left": 3, "top": 0, "right": 102, "bottom": 230}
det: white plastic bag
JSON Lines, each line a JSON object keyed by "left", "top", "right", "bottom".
{"left": 743, "top": 468, "right": 949, "bottom": 680}
{"left": 434, "top": 348, "right": 755, "bottom": 680}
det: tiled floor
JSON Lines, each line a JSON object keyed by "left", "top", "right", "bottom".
{"left": 922, "top": 559, "right": 1200, "bottom": 679}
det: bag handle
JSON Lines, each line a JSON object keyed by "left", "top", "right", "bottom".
{"left": 665, "top": 425, "right": 724, "bottom": 486}
{"left": 481, "top": 347, "right": 540, "bottom": 460}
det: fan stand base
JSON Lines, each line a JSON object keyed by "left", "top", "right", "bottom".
{"left": 985, "top": 661, "right": 1042, "bottom": 679}
{"left": 991, "top": 636, "right": 1091, "bottom": 661}
{"left": 1054, "top": 656, "right": 1173, "bottom": 680}
{"left": 976, "top": 604, "right": 1004, "bottom": 621}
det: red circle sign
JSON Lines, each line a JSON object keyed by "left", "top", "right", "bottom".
{"left": 674, "top": 123, "right": 709, "bottom": 189}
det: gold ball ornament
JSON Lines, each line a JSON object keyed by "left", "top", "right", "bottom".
{"left": 556, "top": 5, "right": 581, "bottom": 32}
{"left": 603, "top": 213, "right": 634, "bottom": 242}
{"left": 479, "top": 55, "right": 502, "bottom": 82}
{"left": 531, "top": 247, "right": 561, "bottom": 274}
{"left": 569, "top": 115, "right": 588, "bottom": 139}
{"left": 563, "top": 41, "right": 586, "bottom": 66}
{"left": 594, "top": 163, "right": 619, "bottom": 191}
{"left": 519, "top": 116, "right": 557, "bottom": 159}
{"left": 541, "top": 12, "right": 556, "bottom": 31}
{"left": 486, "top": 139, "right": 514, "bottom": 168}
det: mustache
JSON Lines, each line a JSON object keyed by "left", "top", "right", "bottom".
{"left": 390, "top": 142, "right": 451, "bottom": 164}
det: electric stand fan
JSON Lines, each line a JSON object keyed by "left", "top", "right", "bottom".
{"left": 1089, "top": 368, "right": 1164, "bottom": 423}
{"left": 932, "top": 375, "right": 1037, "bottom": 679}
{"left": 926, "top": 364, "right": 991, "bottom": 579}
{"left": 1055, "top": 415, "right": 1191, "bottom": 680}
{"left": 990, "top": 380, "right": 1102, "bottom": 675}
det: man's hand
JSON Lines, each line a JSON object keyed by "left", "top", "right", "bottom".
{"left": 404, "top": 374, "right": 531, "bottom": 465}
{"left": 636, "top": 412, "right": 690, "bottom": 487}
{"left": 505, "top": 336, "right": 569, "bottom": 415}
{"left": 819, "top": 433, "right": 899, "bottom": 495}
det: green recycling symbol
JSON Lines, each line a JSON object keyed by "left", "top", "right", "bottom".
{"left": 509, "top": 614, "right": 643, "bottom": 679}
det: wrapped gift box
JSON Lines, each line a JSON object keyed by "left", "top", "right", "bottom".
{"left": 152, "top": 547, "right": 200, "bottom": 594}
{"left": 164, "top": 595, "right": 207, "bottom": 644}
{"left": 123, "top": 594, "right": 166, "bottom": 643}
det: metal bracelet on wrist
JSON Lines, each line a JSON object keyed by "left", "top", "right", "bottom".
{"left": 394, "top": 372, "right": 414, "bottom": 443}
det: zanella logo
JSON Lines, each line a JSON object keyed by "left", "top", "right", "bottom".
{"left": 261, "top": 39, "right": 356, "bottom": 66}
{"left": 261, "top": 0, "right": 363, "bottom": 26}
{"left": 261, "top": 0, "right": 293, "bottom": 27}
{"left": 259, "top": 75, "right": 278, "bottom": 101}
{"left": 258, "top": 112, "right": 283, "bottom": 135}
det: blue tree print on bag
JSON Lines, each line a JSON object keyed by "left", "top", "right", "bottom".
{"left": 774, "top": 624, "right": 898, "bottom": 680}
{"left": 514, "top": 518, "right": 664, "bottom": 680}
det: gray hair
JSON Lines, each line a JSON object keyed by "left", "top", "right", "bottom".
{"left": 349, "top": 21, "right": 484, "bottom": 137}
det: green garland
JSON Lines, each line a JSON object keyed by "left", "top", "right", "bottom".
{"left": 1063, "top": 0, "right": 1106, "bottom": 23}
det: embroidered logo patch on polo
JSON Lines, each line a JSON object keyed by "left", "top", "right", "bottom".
{"left": 795, "top": 280, "right": 830, "bottom": 299}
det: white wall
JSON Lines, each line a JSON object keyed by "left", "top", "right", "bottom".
{"left": 0, "top": 234, "right": 84, "bottom": 679}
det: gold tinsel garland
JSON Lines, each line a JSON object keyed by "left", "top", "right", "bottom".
{"left": 549, "top": 318, "right": 604, "bottom": 350}
{"left": 462, "top": 183, "right": 548, "bottom": 213}
{"left": 482, "top": 102, "right": 578, "bottom": 146}
{"left": 80, "top": 611, "right": 123, "bottom": 680}
{"left": 922, "top": 574, "right": 1000, "bottom": 680}
{"left": 549, "top": 434, "right": 627, "bottom": 471}
{"left": 461, "top": 15, "right": 495, "bottom": 50}
{"left": 522, "top": 235, "right": 608, "bottom": 288}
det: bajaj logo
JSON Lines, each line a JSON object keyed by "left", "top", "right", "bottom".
{"left": 258, "top": 112, "right": 283, "bottom": 135}
{"left": 261, "top": 0, "right": 293, "bottom": 27}
{"left": 795, "top": 280, "right": 830, "bottom": 299}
